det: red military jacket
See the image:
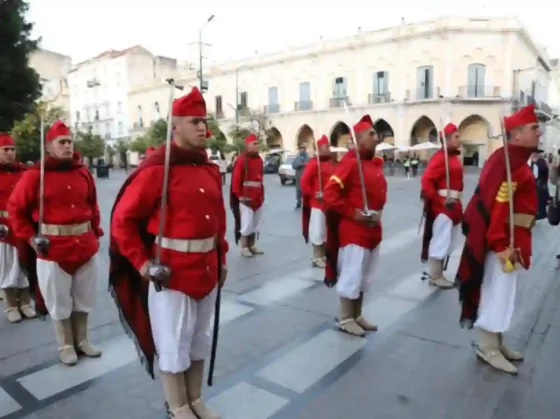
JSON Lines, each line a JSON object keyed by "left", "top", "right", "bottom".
{"left": 8, "top": 153, "right": 103, "bottom": 275}
{"left": 421, "top": 149, "right": 464, "bottom": 224}
{"left": 0, "top": 162, "right": 26, "bottom": 247}
{"left": 230, "top": 152, "right": 264, "bottom": 211}
{"left": 111, "top": 143, "right": 228, "bottom": 300}
{"left": 323, "top": 150, "right": 387, "bottom": 286}
{"left": 300, "top": 156, "right": 336, "bottom": 210}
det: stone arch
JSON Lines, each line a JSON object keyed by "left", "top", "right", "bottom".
{"left": 458, "top": 114, "right": 491, "bottom": 167}
{"left": 296, "top": 124, "right": 314, "bottom": 149}
{"left": 373, "top": 118, "right": 395, "bottom": 144}
{"left": 329, "top": 121, "right": 351, "bottom": 147}
{"left": 409, "top": 115, "right": 437, "bottom": 146}
{"left": 266, "top": 126, "right": 283, "bottom": 148}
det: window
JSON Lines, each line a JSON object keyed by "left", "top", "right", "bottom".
{"left": 118, "top": 121, "right": 123, "bottom": 135}
{"left": 373, "top": 71, "right": 389, "bottom": 96}
{"left": 105, "top": 103, "right": 110, "bottom": 118}
{"left": 332, "top": 77, "right": 347, "bottom": 99}
{"left": 76, "top": 111, "right": 80, "bottom": 122}
{"left": 105, "top": 122, "right": 111, "bottom": 137}
{"left": 239, "top": 91, "right": 248, "bottom": 109}
{"left": 299, "top": 82, "right": 311, "bottom": 102}
{"left": 154, "top": 101, "right": 160, "bottom": 120}
{"left": 95, "top": 108, "right": 100, "bottom": 121}
{"left": 268, "top": 86, "right": 278, "bottom": 104}
{"left": 215, "top": 96, "right": 223, "bottom": 116}
{"left": 416, "top": 66, "right": 434, "bottom": 99}
{"left": 467, "top": 64, "right": 486, "bottom": 97}
{"left": 117, "top": 102, "right": 123, "bottom": 114}
{"left": 137, "top": 105, "right": 144, "bottom": 128}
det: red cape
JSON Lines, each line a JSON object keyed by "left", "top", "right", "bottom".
{"left": 108, "top": 143, "right": 222, "bottom": 378}
{"left": 456, "top": 145, "right": 532, "bottom": 328}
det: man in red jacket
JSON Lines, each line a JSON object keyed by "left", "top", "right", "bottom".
{"left": 230, "top": 134, "right": 265, "bottom": 258}
{"left": 8, "top": 121, "right": 103, "bottom": 365}
{"left": 110, "top": 87, "right": 227, "bottom": 419}
{"left": 300, "top": 135, "right": 335, "bottom": 268}
{"left": 420, "top": 122, "right": 464, "bottom": 288}
{"left": 0, "top": 133, "right": 36, "bottom": 323}
{"left": 457, "top": 104, "right": 540, "bottom": 374}
{"left": 323, "top": 117, "right": 387, "bottom": 337}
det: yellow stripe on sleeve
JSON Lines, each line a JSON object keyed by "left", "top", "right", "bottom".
{"left": 495, "top": 181, "right": 518, "bottom": 203}
{"left": 330, "top": 175, "right": 344, "bottom": 189}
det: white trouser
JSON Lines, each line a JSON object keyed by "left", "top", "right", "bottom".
{"left": 428, "top": 214, "right": 461, "bottom": 259}
{"left": 240, "top": 203, "right": 263, "bottom": 236}
{"left": 336, "top": 244, "right": 380, "bottom": 299}
{"left": 37, "top": 255, "right": 98, "bottom": 321}
{"left": 309, "top": 208, "right": 326, "bottom": 245}
{"left": 149, "top": 284, "right": 217, "bottom": 374}
{"left": 474, "top": 252, "right": 519, "bottom": 333}
{"left": 0, "top": 243, "right": 29, "bottom": 289}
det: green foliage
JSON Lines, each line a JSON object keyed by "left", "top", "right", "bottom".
{"left": 226, "top": 125, "right": 252, "bottom": 153}
{"left": 0, "top": 0, "right": 42, "bottom": 131}
{"left": 74, "top": 130, "right": 105, "bottom": 159}
{"left": 127, "top": 118, "right": 168, "bottom": 153}
{"left": 206, "top": 115, "right": 227, "bottom": 152}
{"left": 10, "top": 103, "right": 65, "bottom": 162}
{"left": 105, "top": 144, "right": 115, "bottom": 158}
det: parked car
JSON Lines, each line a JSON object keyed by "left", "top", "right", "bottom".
{"left": 278, "top": 155, "right": 296, "bottom": 185}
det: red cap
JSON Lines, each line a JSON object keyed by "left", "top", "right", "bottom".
{"left": 359, "top": 115, "right": 373, "bottom": 126}
{"left": 46, "top": 120, "right": 71, "bottom": 143}
{"left": 317, "top": 135, "right": 328, "bottom": 146}
{"left": 146, "top": 147, "right": 155, "bottom": 156}
{"left": 206, "top": 129, "right": 212, "bottom": 138}
{"left": 245, "top": 134, "right": 257, "bottom": 145}
{"left": 440, "top": 123, "right": 457, "bottom": 139}
{"left": 353, "top": 121, "right": 372, "bottom": 134}
{"left": 172, "top": 87, "right": 206, "bottom": 117}
{"left": 503, "top": 104, "right": 538, "bottom": 132}
{"left": 0, "top": 133, "right": 15, "bottom": 147}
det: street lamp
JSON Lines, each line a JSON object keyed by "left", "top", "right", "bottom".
{"left": 198, "top": 14, "right": 215, "bottom": 92}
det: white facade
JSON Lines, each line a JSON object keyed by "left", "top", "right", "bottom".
{"left": 67, "top": 46, "right": 179, "bottom": 145}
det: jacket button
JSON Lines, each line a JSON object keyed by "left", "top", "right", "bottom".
{"left": 200, "top": 188, "right": 205, "bottom": 193}
{"left": 205, "top": 215, "right": 210, "bottom": 220}
{"left": 67, "top": 185, "right": 71, "bottom": 190}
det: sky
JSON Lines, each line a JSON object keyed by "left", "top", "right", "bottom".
{"left": 27, "top": 2, "right": 560, "bottom": 66}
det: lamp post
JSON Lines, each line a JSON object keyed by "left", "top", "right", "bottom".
{"left": 198, "top": 14, "right": 215, "bottom": 92}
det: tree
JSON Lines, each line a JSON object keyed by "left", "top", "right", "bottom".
{"left": 128, "top": 135, "right": 150, "bottom": 153}
{"left": 0, "top": 0, "right": 42, "bottom": 131}
{"left": 115, "top": 139, "right": 128, "bottom": 163}
{"left": 74, "top": 130, "right": 105, "bottom": 164}
{"left": 226, "top": 124, "right": 252, "bottom": 153}
{"left": 11, "top": 103, "right": 65, "bottom": 162}
{"left": 206, "top": 115, "right": 227, "bottom": 152}
{"left": 127, "top": 118, "right": 168, "bottom": 153}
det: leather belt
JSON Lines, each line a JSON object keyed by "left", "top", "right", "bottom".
{"left": 508, "top": 213, "right": 535, "bottom": 229}
{"left": 0, "top": 210, "right": 8, "bottom": 217}
{"left": 41, "top": 221, "right": 91, "bottom": 236}
{"left": 438, "top": 189, "right": 462, "bottom": 199}
{"left": 160, "top": 236, "right": 216, "bottom": 253}
{"left": 243, "top": 181, "right": 262, "bottom": 187}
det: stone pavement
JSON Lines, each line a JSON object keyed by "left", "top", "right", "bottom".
{"left": 1, "top": 169, "right": 560, "bottom": 419}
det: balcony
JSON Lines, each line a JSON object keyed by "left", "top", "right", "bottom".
{"left": 412, "top": 87, "right": 440, "bottom": 101}
{"left": 329, "top": 97, "right": 349, "bottom": 108}
{"left": 368, "top": 93, "right": 391, "bottom": 104}
{"left": 457, "top": 85, "right": 502, "bottom": 99}
{"left": 265, "top": 103, "right": 280, "bottom": 114}
{"left": 294, "top": 100, "right": 313, "bottom": 111}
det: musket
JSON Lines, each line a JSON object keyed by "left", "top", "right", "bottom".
{"left": 342, "top": 100, "right": 372, "bottom": 216}
{"left": 439, "top": 100, "right": 452, "bottom": 201}
{"left": 499, "top": 114, "right": 516, "bottom": 273}
{"left": 314, "top": 136, "right": 324, "bottom": 200}
{"left": 150, "top": 79, "right": 184, "bottom": 291}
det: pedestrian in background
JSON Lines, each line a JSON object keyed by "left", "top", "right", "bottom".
{"left": 292, "top": 145, "right": 309, "bottom": 209}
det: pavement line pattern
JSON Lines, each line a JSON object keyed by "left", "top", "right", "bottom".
{"left": 0, "top": 388, "right": 20, "bottom": 417}
{"left": 255, "top": 330, "right": 367, "bottom": 393}
{"left": 208, "top": 382, "right": 289, "bottom": 419}
{"left": 380, "top": 227, "right": 419, "bottom": 256}
{"left": 238, "top": 277, "right": 315, "bottom": 306}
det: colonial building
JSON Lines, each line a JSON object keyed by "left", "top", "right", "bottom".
{"left": 28, "top": 48, "right": 72, "bottom": 120}
{"left": 67, "top": 45, "right": 179, "bottom": 145}
{"left": 128, "top": 16, "right": 554, "bottom": 165}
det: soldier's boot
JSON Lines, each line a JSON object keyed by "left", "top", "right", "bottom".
{"left": 354, "top": 292, "right": 377, "bottom": 332}
{"left": 498, "top": 333, "right": 524, "bottom": 362}
{"left": 428, "top": 258, "right": 454, "bottom": 289}
{"left": 3, "top": 288, "right": 22, "bottom": 323}
{"left": 186, "top": 360, "right": 221, "bottom": 419}
{"left": 161, "top": 372, "right": 198, "bottom": 419}
{"left": 312, "top": 245, "right": 326, "bottom": 268}
{"left": 240, "top": 236, "right": 253, "bottom": 258}
{"left": 53, "top": 319, "right": 78, "bottom": 366}
{"left": 338, "top": 297, "right": 365, "bottom": 337}
{"left": 17, "top": 288, "right": 36, "bottom": 319}
{"left": 71, "top": 312, "right": 102, "bottom": 357}
{"left": 248, "top": 234, "right": 264, "bottom": 255}
{"left": 476, "top": 328, "right": 517, "bottom": 374}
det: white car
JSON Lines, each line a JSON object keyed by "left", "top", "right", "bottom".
{"left": 278, "top": 155, "right": 296, "bottom": 185}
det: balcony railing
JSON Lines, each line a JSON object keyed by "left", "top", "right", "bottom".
{"left": 414, "top": 87, "right": 437, "bottom": 100}
{"left": 294, "top": 100, "right": 313, "bottom": 111}
{"left": 457, "top": 85, "right": 501, "bottom": 98}
{"left": 265, "top": 103, "right": 280, "bottom": 114}
{"left": 368, "top": 93, "right": 391, "bottom": 104}
{"left": 329, "top": 97, "right": 349, "bottom": 108}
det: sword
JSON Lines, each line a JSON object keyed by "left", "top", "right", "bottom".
{"left": 150, "top": 79, "right": 184, "bottom": 291}
{"left": 439, "top": 100, "right": 452, "bottom": 201}
{"left": 314, "top": 136, "right": 323, "bottom": 200}
{"left": 499, "top": 114, "right": 516, "bottom": 273}
{"left": 31, "top": 114, "right": 50, "bottom": 255}
{"left": 342, "top": 100, "right": 374, "bottom": 218}
{"left": 207, "top": 286, "right": 221, "bottom": 386}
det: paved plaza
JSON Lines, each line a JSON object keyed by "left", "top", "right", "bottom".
{"left": 1, "top": 169, "right": 560, "bottom": 419}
